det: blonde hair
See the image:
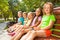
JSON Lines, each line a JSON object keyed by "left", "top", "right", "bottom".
{"left": 43, "top": 2, "right": 53, "bottom": 15}
{"left": 18, "top": 11, "right": 23, "bottom": 17}
{"left": 18, "top": 11, "right": 22, "bottom": 14}
{"left": 23, "top": 12, "right": 27, "bottom": 15}
{"left": 28, "top": 12, "right": 33, "bottom": 16}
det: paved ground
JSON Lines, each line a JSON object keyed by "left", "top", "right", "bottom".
{"left": 0, "top": 21, "right": 9, "bottom": 30}
{"left": 0, "top": 21, "right": 11, "bottom": 40}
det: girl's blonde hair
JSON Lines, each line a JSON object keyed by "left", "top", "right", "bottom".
{"left": 18, "top": 11, "right": 22, "bottom": 14}
{"left": 23, "top": 12, "right": 27, "bottom": 15}
{"left": 43, "top": 2, "right": 53, "bottom": 15}
{"left": 28, "top": 12, "right": 33, "bottom": 16}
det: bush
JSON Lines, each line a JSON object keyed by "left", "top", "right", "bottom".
{"left": 0, "top": 20, "right": 5, "bottom": 23}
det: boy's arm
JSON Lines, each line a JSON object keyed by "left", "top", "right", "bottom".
{"left": 19, "top": 22, "right": 22, "bottom": 25}
{"left": 17, "top": 22, "right": 22, "bottom": 25}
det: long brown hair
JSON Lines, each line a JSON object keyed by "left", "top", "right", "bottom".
{"left": 35, "top": 8, "right": 42, "bottom": 24}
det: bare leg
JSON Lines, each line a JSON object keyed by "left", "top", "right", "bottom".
{"left": 36, "top": 30, "right": 46, "bottom": 37}
{"left": 7, "top": 24, "right": 19, "bottom": 33}
{"left": 11, "top": 25, "right": 23, "bottom": 33}
{"left": 11, "top": 28, "right": 24, "bottom": 40}
{"left": 20, "top": 31, "right": 32, "bottom": 40}
{"left": 26, "top": 30, "right": 46, "bottom": 40}
{"left": 14, "top": 26, "right": 23, "bottom": 33}
{"left": 12, "top": 29, "right": 31, "bottom": 40}
{"left": 26, "top": 30, "right": 37, "bottom": 40}
{"left": 12, "top": 24, "right": 20, "bottom": 30}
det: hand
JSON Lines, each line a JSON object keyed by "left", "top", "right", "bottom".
{"left": 30, "top": 26, "right": 33, "bottom": 28}
{"left": 23, "top": 25, "right": 27, "bottom": 29}
{"left": 21, "top": 29, "right": 24, "bottom": 31}
{"left": 34, "top": 27, "right": 40, "bottom": 31}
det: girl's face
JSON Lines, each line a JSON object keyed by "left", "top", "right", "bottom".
{"left": 23, "top": 13, "right": 27, "bottom": 18}
{"left": 44, "top": 4, "right": 51, "bottom": 14}
{"left": 28, "top": 13, "right": 33, "bottom": 19}
{"left": 18, "top": 13, "right": 22, "bottom": 17}
{"left": 35, "top": 8, "right": 41, "bottom": 16}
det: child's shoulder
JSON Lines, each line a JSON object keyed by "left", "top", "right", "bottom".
{"left": 19, "top": 17, "right": 24, "bottom": 20}
{"left": 43, "top": 15, "right": 46, "bottom": 17}
{"left": 50, "top": 14, "right": 55, "bottom": 17}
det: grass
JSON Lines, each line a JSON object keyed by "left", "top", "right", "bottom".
{"left": 0, "top": 20, "right": 5, "bottom": 23}
{"left": 4, "top": 26, "right": 8, "bottom": 30}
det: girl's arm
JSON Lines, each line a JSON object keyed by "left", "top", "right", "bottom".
{"left": 33, "top": 21, "right": 42, "bottom": 30}
{"left": 41, "top": 20, "right": 54, "bottom": 30}
{"left": 33, "top": 21, "right": 41, "bottom": 27}
{"left": 31, "top": 21, "right": 41, "bottom": 28}
{"left": 31, "top": 17, "right": 42, "bottom": 28}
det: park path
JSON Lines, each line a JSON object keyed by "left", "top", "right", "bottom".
{"left": 0, "top": 21, "right": 9, "bottom": 30}
{"left": 0, "top": 21, "right": 11, "bottom": 40}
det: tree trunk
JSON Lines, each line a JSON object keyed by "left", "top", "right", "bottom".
{"left": 16, "top": 16, "right": 18, "bottom": 23}
{"left": 4, "top": 17, "right": 6, "bottom": 21}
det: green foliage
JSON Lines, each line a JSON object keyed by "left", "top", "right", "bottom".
{"left": 0, "top": 0, "right": 12, "bottom": 20}
{"left": 22, "top": 0, "right": 45, "bottom": 12}
{"left": 0, "top": 0, "right": 60, "bottom": 21}
{"left": 0, "top": 20, "right": 5, "bottom": 23}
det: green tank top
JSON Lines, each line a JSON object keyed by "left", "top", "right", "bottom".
{"left": 40, "top": 14, "right": 56, "bottom": 29}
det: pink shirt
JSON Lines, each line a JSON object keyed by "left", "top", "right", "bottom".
{"left": 31, "top": 16, "right": 42, "bottom": 26}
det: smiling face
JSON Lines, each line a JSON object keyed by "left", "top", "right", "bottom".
{"left": 35, "top": 8, "right": 41, "bottom": 16}
{"left": 44, "top": 4, "right": 51, "bottom": 14}
{"left": 43, "top": 2, "right": 53, "bottom": 15}
{"left": 27, "top": 12, "right": 33, "bottom": 19}
{"left": 18, "top": 11, "right": 22, "bottom": 18}
{"left": 23, "top": 12, "right": 27, "bottom": 18}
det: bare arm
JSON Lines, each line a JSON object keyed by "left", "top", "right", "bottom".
{"left": 33, "top": 21, "right": 42, "bottom": 30}
{"left": 33, "top": 21, "right": 41, "bottom": 27}
{"left": 17, "top": 22, "right": 22, "bottom": 25}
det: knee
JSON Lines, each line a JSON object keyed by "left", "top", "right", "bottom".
{"left": 32, "top": 31, "right": 36, "bottom": 35}
{"left": 28, "top": 31, "right": 32, "bottom": 33}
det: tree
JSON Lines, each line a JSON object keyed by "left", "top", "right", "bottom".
{"left": 0, "top": 0, "right": 10, "bottom": 21}
{"left": 21, "top": 0, "right": 45, "bottom": 12}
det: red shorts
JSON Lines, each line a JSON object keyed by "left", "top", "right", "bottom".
{"left": 45, "top": 30, "right": 52, "bottom": 37}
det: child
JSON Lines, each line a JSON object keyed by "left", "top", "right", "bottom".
{"left": 7, "top": 11, "right": 24, "bottom": 33}
{"left": 21, "top": 2, "right": 56, "bottom": 40}
{"left": 31, "top": 8, "right": 42, "bottom": 28}
{"left": 11, "top": 12, "right": 34, "bottom": 40}
{"left": 17, "top": 11, "right": 24, "bottom": 25}
{"left": 23, "top": 12, "right": 28, "bottom": 25}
